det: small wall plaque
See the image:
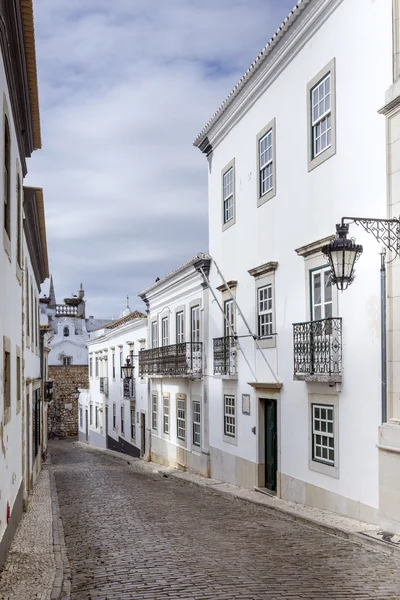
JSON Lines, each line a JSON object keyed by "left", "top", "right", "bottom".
{"left": 242, "top": 394, "right": 250, "bottom": 415}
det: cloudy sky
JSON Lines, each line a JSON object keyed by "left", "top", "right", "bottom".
{"left": 27, "top": 0, "right": 295, "bottom": 318}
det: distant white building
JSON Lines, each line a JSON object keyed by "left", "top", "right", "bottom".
{"left": 194, "top": 0, "right": 392, "bottom": 525}
{"left": 138, "top": 254, "right": 211, "bottom": 476}
{"left": 82, "top": 310, "right": 148, "bottom": 457}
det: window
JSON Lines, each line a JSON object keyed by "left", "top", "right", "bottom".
{"left": 95, "top": 356, "right": 99, "bottom": 377}
{"left": 163, "top": 394, "right": 169, "bottom": 434}
{"left": 62, "top": 356, "right": 72, "bottom": 366}
{"left": 311, "top": 267, "right": 332, "bottom": 321}
{"left": 259, "top": 130, "right": 273, "bottom": 195}
{"left": 3, "top": 115, "right": 10, "bottom": 238}
{"left": 120, "top": 350, "right": 123, "bottom": 378}
{"left": 31, "top": 284, "right": 34, "bottom": 347}
{"left": 79, "top": 407, "right": 83, "bottom": 428}
{"left": 113, "top": 404, "right": 116, "bottom": 429}
{"left": 176, "top": 311, "right": 184, "bottom": 344}
{"left": 16, "top": 354, "right": 21, "bottom": 412}
{"left": 95, "top": 406, "right": 99, "bottom": 429}
{"left": 223, "top": 167, "right": 234, "bottom": 225}
{"left": 3, "top": 347, "right": 10, "bottom": 414}
{"left": 191, "top": 306, "right": 200, "bottom": 343}
{"left": 121, "top": 406, "right": 125, "bottom": 435}
{"left": 307, "top": 59, "right": 336, "bottom": 171}
{"left": 224, "top": 299, "right": 234, "bottom": 337}
{"left": 193, "top": 401, "right": 201, "bottom": 447}
{"left": 131, "top": 407, "right": 136, "bottom": 441}
{"left": 26, "top": 268, "right": 30, "bottom": 339}
{"left": 63, "top": 326, "right": 69, "bottom": 337}
{"left": 89, "top": 357, "right": 93, "bottom": 378}
{"left": 224, "top": 395, "right": 235, "bottom": 438}
{"left": 32, "top": 389, "right": 41, "bottom": 457}
{"left": 162, "top": 317, "right": 169, "bottom": 347}
{"left": 112, "top": 353, "right": 115, "bottom": 379}
{"left": 312, "top": 404, "right": 334, "bottom": 465}
{"left": 89, "top": 404, "right": 93, "bottom": 426}
{"left": 177, "top": 396, "right": 186, "bottom": 441}
{"left": 152, "top": 392, "right": 157, "bottom": 430}
{"left": 151, "top": 321, "right": 158, "bottom": 349}
{"left": 17, "top": 175, "right": 22, "bottom": 267}
{"left": 258, "top": 285, "right": 273, "bottom": 337}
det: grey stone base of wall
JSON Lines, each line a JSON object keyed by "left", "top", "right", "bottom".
{"left": 0, "top": 481, "right": 24, "bottom": 572}
{"left": 107, "top": 435, "right": 140, "bottom": 458}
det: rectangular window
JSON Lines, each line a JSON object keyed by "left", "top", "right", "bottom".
{"left": 4, "top": 116, "right": 10, "bottom": 237}
{"left": 3, "top": 348, "right": 10, "bottom": 412}
{"left": 311, "top": 73, "right": 331, "bottom": 159}
{"left": 62, "top": 357, "right": 72, "bottom": 366}
{"left": 26, "top": 268, "right": 30, "bottom": 340}
{"left": 113, "top": 404, "right": 116, "bottom": 429}
{"left": 223, "top": 167, "right": 234, "bottom": 224}
{"left": 311, "top": 267, "right": 332, "bottom": 321}
{"left": 89, "top": 357, "right": 93, "bottom": 378}
{"left": 79, "top": 407, "right": 83, "bottom": 428}
{"left": 177, "top": 397, "right": 186, "bottom": 441}
{"left": 121, "top": 406, "right": 125, "bottom": 435}
{"left": 120, "top": 350, "right": 123, "bottom": 378}
{"left": 31, "top": 284, "right": 34, "bottom": 347}
{"left": 162, "top": 317, "right": 169, "bottom": 347}
{"left": 259, "top": 129, "right": 273, "bottom": 196}
{"left": 95, "top": 406, "right": 99, "bottom": 429}
{"left": 151, "top": 321, "right": 158, "bottom": 349}
{"left": 152, "top": 392, "right": 157, "bottom": 430}
{"left": 163, "top": 394, "right": 170, "bottom": 434}
{"left": 112, "top": 353, "right": 115, "bottom": 379}
{"left": 258, "top": 285, "right": 273, "bottom": 337}
{"left": 16, "top": 355, "right": 21, "bottom": 411}
{"left": 224, "top": 395, "right": 235, "bottom": 438}
{"left": 191, "top": 306, "right": 200, "bottom": 343}
{"left": 131, "top": 407, "right": 136, "bottom": 441}
{"left": 95, "top": 357, "right": 99, "bottom": 377}
{"left": 17, "top": 175, "right": 22, "bottom": 267}
{"left": 176, "top": 311, "right": 184, "bottom": 344}
{"left": 89, "top": 404, "right": 93, "bottom": 426}
{"left": 193, "top": 401, "right": 201, "bottom": 447}
{"left": 224, "top": 299, "right": 234, "bottom": 337}
{"left": 312, "top": 404, "right": 334, "bottom": 465}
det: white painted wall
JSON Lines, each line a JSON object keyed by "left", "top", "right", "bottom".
{"left": 48, "top": 316, "right": 89, "bottom": 366}
{"left": 201, "top": 0, "right": 392, "bottom": 519}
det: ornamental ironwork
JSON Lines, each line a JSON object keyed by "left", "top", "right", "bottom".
{"left": 293, "top": 318, "right": 342, "bottom": 380}
{"left": 139, "top": 342, "right": 202, "bottom": 378}
{"left": 123, "top": 377, "right": 136, "bottom": 400}
{"left": 99, "top": 377, "right": 109, "bottom": 395}
{"left": 341, "top": 216, "right": 400, "bottom": 257}
{"left": 213, "top": 336, "right": 237, "bottom": 376}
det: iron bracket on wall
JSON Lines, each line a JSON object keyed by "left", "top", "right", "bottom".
{"left": 341, "top": 216, "right": 400, "bottom": 257}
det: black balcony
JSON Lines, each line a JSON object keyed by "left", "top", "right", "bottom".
{"left": 139, "top": 342, "right": 202, "bottom": 378}
{"left": 213, "top": 336, "right": 237, "bottom": 377}
{"left": 100, "top": 377, "right": 109, "bottom": 395}
{"left": 293, "top": 318, "right": 342, "bottom": 382}
{"left": 123, "top": 377, "right": 136, "bottom": 400}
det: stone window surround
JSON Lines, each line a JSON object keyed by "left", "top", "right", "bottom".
{"left": 256, "top": 118, "right": 277, "bottom": 207}
{"left": 176, "top": 393, "right": 187, "bottom": 447}
{"left": 16, "top": 344, "right": 21, "bottom": 414}
{"left": 162, "top": 391, "right": 170, "bottom": 439}
{"left": 189, "top": 298, "right": 202, "bottom": 343}
{"left": 222, "top": 385, "right": 237, "bottom": 446}
{"left": 16, "top": 162, "right": 22, "bottom": 283}
{"left": 152, "top": 390, "right": 158, "bottom": 432}
{"left": 192, "top": 395, "right": 202, "bottom": 451}
{"left": 307, "top": 58, "right": 337, "bottom": 172}
{"left": 308, "top": 392, "right": 339, "bottom": 478}
{"left": 174, "top": 305, "right": 186, "bottom": 345}
{"left": 248, "top": 262, "right": 278, "bottom": 349}
{"left": 221, "top": 158, "right": 236, "bottom": 232}
{"left": 3, "top": 335, "right": 11, "bottom": 424}
{"left": 3, "top": 96, "right": 11, "bottom": 262}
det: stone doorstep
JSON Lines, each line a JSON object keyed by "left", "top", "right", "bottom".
{"left": 72, "top": 441, "right": 400, "bottom": 560}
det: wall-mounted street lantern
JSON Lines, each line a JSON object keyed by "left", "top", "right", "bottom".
{"left": 323, "top": 223, "right": 363, "bottom": 291}
{"left": 73, "top": 387, "right": 80, "bottom": 401}
{"left": 121, "top": 357, "right": 134, "bottom": 379}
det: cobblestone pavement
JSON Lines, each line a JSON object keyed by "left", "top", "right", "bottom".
{"left": 0, "top": 469, "right": 55, "bottom": 600}
{"left": 50, "top": 440, "right": 400, "bottom": 600}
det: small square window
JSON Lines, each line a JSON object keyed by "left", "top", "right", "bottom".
{"left": 312, "top": 403, "right": 334, "bottom": 466}
{"left": 224, "top": 395, "right": 235, "bottom": 438}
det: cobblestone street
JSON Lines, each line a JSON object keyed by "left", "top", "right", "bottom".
{"left": 46, "top": 440, "right": 400, "bottom": 600}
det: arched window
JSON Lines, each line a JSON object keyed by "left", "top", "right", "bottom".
{"left": 4, "top": 115, "right": 10, "bottom": 237}
{"left": 63, "top": 326, "right": 70, "bottom": 337}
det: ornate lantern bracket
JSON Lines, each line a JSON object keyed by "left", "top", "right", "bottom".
{"left": 342, "top": 216, "right": 400, "bottom": 257}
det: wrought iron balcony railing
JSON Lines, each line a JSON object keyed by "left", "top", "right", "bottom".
{"left": 123, "top": 377, "right": 136, "bottom": 400}
{"left": 139, "top": 342, "right": 202, "bottom": 378}
{"left": 100, "top": 377, "right": 109, "bottom": 395}
{"left": 213, "top": 336, "right": 237, "bottom": 377}
{"left": 293, "top": 318, "right": 342, "bottom": 382}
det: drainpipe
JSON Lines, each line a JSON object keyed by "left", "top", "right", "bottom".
{"left": 381, "top": 249, "right": 387, "bottom": 424}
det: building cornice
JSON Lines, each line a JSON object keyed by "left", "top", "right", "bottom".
{"left": 295, "top": 235, "right": 335, "bottom": 258}
{"left": 248, "top": 262, "right": 278, "bottom": 278}
{"left": 21, "top": 0, "right": 41, "bottom": 150}
{"left": 23, "top": 186, "right": 49, "bottom": 286}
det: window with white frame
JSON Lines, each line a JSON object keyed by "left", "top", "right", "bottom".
{"left": 311, "top": 267, "right": 332, "bottom": 321}
{"left": 152, "top": 392, "right": 157, "bottom": 430}
{"left": 176, "top": 311, "right": 184, "bottom": 344}
{"left": 151, "top": 321, "right": 158, "bottom": 349}
{"left": 259, "top": 129, "right": 273, "bottom": 196}
{"left": 177, "top": 396, "right": 186, "bottom": 441}
{"left": 120, "top": 350, "right": 123, "bottom": 378}
{"left": 112, "top": 353, "right": 115, "bottom": 379}
{"left": 191, "top": 306, "right": 200, "bottom": 343}
{"left": 89, "top": 404, "right": 93, "bottom": 426}
{"left": 162, "top": 317, "right": 169, "bottom": 347}
{"left": 113, "top": 403, "right": 116, "bottom": 429}
{"left": 89, "top": 357, "right": 93, "bottom": 378}
{"left": 121, "top": 406, "right": 125, "bottom": 435}
{"left": 258, "top": 285, "right": 273, "bottom": 337}
{"left": 312, "top": 404, "right": 334, "bottom": 465}
{"left": 223, "top": 167, "right": 234, "bottom": 224}
{"left": 163, "top": 394, "right": 169, "bottom": 434}
{"left": 95, "top": 357, "right": 99, "bottom": 377}
{"left": 79, "top": 407, "right": 83, "bottom": 428}
{"left": 224, "top": 299, "right": 235, "bottom": 337}
{"left": 131, "top": 406, "right": 136, "bottom": 441}
{"left": 311, "top": 73, "right": 331, "bottom": 159}
{"left": 62, "top": 356, "right": 72, "bottom": 366}
{"left": 193, "top": 401, "right": 201, "bottom": 447}
{"left": 95, "top": 406, "right": 99, "bottom": 429}
{"left": 224, "top": 395, "right": 235, "bottom": 438}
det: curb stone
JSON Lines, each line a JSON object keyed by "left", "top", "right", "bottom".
{"left": 73, "top": 440, "right": 400, "bottom": 560}
{"left": 48, "top": 459, "right": 71, "bottom": 600}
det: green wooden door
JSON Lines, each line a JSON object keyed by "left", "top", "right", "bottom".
{"left": 265, "top": 399, "right": 277, "bottom": 492}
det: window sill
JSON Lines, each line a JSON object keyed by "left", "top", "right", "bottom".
{"left": 257, "top": 336, "right": 276, "bottom": 349}
{"left": 294, "top": 373, "right": 342, "bottom": 384}
{"left": 223, "top": 433, "right": 237, "bottom": 446}
{"left": 308, "top": 145, "right": 336, "bottom": 172}
{"left": 222, "top": 217, "right": 235, "bottom": 232}
{"left": 3, "top": 229, "right": 11, "bottom": 262}
{"left": 257, "top": 188, "right": 276, "bottom": 208}
{"left": 309, "top": 458, "right": 339, "bottom": 479}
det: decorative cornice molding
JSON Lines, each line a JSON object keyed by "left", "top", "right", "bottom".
{"left": 216, "top": 280, "right": 237, "bottom": 293}
{"left": 247, "top": 382, "right": 282, "bottom": 391}
{"left": 248, "top": 262, "right": 278, "bottom": 278}
{"left": 295, "top": 234, "right": 335, "bottom": 258}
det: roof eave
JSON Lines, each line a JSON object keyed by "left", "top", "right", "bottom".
{"left": 21, "top": 0, "right": 41, "bottom": 150}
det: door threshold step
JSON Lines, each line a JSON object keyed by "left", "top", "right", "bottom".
{"left": 254, "top": 486, "right": 277, "bottom": 498}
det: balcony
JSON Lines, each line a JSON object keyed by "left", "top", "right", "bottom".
{"left": 213, "top": 336, "right": 237, "bottom": 377}
{"left": 123, "top": 377, "right": 136, "bottom": 400}
{"left": 100, "top": 377, "right": 109, "bottom": 395}
{"left": 293, "top": 318, "right": 342, "bottom": 383}
{"left": 139, "top": 342, "right": 202, "bottom": 378}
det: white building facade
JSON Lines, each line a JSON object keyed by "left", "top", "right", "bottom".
{"left": 194, "top": 0, "right": 393, "bottom": 524}
{"left": 82, "top": 311, "right": 148, "bottom": 457}
{"left": 138, "top": 254, "right": 211, "bottom": 476}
